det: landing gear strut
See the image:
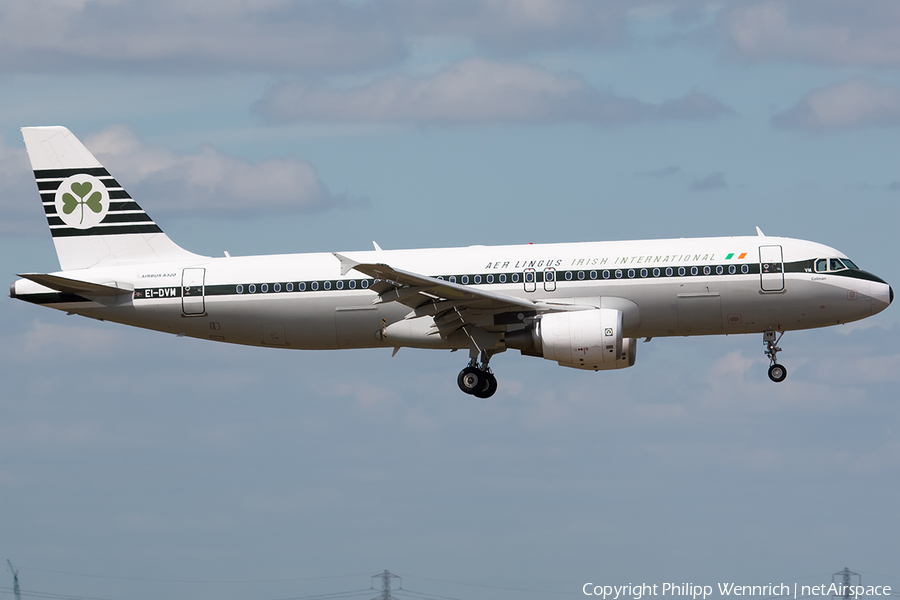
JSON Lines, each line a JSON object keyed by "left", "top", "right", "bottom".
{"left": 764, "top": 330, "right": 787, "bottom": 383}
{"left": 457, "top": 349, "right": 498, "bottom": 398}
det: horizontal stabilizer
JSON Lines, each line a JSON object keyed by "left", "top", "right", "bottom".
{"left": 17, "top": 273, "right": 134, "bottom": 296}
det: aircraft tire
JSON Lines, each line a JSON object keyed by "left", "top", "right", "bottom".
{"left": 458, "top": 366, "right": 483, "bottom": 394}
{"left": 473, "top": 372, "right": 498, "bottom": 398}
{"left": 768, "top": 363, "right": 787, "bottom": 383}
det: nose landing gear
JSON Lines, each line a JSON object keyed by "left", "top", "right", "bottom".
{"left": 764, "top": 330, "right": 787, "bottom": 382}
{"left": 457, "top": 349, "right": 498, "bottom": 398}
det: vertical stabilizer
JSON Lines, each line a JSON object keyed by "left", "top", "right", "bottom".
{"left": 22, "top": 126, "right": 202, "bottom": 270}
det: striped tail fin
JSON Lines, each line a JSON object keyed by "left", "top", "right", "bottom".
{"left": 22, "top": 126, "right": 201, "bottom": 271}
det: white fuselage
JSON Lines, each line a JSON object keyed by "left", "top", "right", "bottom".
{"left": 14, "top": 235, "right": 893, "bottom": 352}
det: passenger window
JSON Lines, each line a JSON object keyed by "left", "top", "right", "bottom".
{"left": 499, "top": 274, "right": 507, "bottom": 283}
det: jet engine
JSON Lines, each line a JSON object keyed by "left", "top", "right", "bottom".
{"left": 506, "top": 308, "right": 636, "bottom": 371}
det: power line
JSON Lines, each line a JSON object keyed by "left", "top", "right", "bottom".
{"left": 14, "top": 567, "right": 372, "bottom": 585}
{"left": 0, "top": 587, "right": 375, "bottom": 600}
{"left": 394, "top": 588, "right": 467, "bottom": 600}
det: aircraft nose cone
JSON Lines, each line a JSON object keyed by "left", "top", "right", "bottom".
{"left": 872, "top": 282, "right": 893, "bottom": 313}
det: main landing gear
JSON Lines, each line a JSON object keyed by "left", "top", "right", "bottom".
{"left": 458, "top": 349, "right": 498, "bottom": 398}
{"left": 764, "top": 330, "right": 787, "bottom": 383}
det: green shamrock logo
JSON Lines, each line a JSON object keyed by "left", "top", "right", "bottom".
{"left": 62, "top": 181, "right": 103, "bottom": 225}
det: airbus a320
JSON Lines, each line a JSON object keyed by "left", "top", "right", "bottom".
{"left": 10, "top": 127, "right": 893, "bottom": 397}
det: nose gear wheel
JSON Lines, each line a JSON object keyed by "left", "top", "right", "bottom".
{"left": 763, "top": 331, "right": 787, "bottom": 383}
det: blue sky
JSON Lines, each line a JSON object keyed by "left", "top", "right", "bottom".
{"left": 1, "top": 2, "right": 899, "bottom": 600}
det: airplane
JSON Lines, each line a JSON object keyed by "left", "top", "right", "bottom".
{"left": 9, "top": 126, "right": 894, "bottom": 397}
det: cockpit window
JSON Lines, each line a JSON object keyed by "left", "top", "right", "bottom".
{"left": 815, "top": 259, "right": 828, "bottom": 273}
{"left": 830, "top": 258, "right": 846, "bottom": 271}
{"left": 843, "top": 259, "right": 859, "bottom": 270}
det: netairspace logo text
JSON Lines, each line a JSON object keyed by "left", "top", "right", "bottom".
{"left": 582, "top": 583, "right": 893, "bottom": 599}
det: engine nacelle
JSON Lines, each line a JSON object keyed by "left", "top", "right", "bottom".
{"left": 507, "top": 308, "right": 636, "bottom": 371}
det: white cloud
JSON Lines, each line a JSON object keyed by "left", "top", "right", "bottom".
{"left": 255, "top": 59, "right": 732, "bottom": 125}
{"left": 771, "top": 79, "right": 900, "bottom": 131}
{"left": 723, "top": 1, "right": 900, "bottom": 66}
{"left": 0, "top": 0, "right": 406, "bottom": 73}
{"left": 399, "top": 0, "right": 629, "bottom": 55}
{"left": 0, "top": 0, "right": 638, "bottom": 75}
{"left": 690, "top": 171, "right": 727, "bottom": 191}
{"left": 83, "top": 125, "right": 345, "bottom": 213}
{"left": 1, "top": 318, "right": 123, "bottom": 361}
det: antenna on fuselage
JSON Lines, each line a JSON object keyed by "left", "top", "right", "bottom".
{"left": 756, "top": 226, "right": 765, "bottom": 237}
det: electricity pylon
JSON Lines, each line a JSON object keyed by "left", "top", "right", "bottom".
{"left": 372, "top": 570, "right": 400, "bottom": 600}
{"left": 832, "top": 567, "right": 861, "bottom": 600}
{"left": 6, "top": 560, "right": 20, "bottom": 600}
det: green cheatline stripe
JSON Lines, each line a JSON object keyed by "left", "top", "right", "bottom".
{"left": 725, "top": 253, "right": 734, "bottom": 260}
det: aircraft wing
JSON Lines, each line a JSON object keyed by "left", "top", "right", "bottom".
{"left": 335, "top": 254, "right": 538, "bottom": 312}
{"left": 334, "top": 253, "right": 597, "bottom": 339}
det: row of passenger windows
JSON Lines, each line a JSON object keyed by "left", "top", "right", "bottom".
{"left": 236, "top": 279, "right": 372, "bottom": 294}
{"left": 464, "top": 264, "right": 754, "bottom": 283}
{"left": 231, "top": 264, "right": 753, "bottom": 294}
